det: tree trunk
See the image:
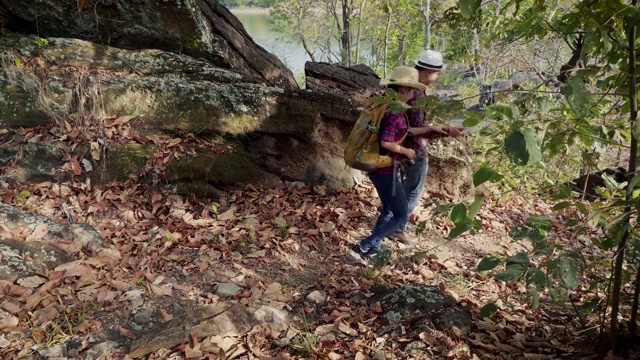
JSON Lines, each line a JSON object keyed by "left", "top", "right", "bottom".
{"left": 383, "top": 1, "right": 392, "bottom": 76}
{"left": 422, "top": 0, "right": 431, "bottom": 50}
{"left": 294, "top": 2, "right": 317, "bottom": 62}
{"left": 472, "top": 28, "right": 481, "bottom": 81}
{"left": 341, "top": 0, "right": 352, "bottom": 65}
{"left": 355, "top": 0, "right": 367, "bottom": 63}
{"left": 611, "top": 0, "right": 638, "bottom": 349}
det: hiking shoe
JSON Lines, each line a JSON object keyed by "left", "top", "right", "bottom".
{"left": 391, "top": 231, "right": 417, "bottom": 246}
{"left": 349, "top": 243, "right": 372, "bottom": 265}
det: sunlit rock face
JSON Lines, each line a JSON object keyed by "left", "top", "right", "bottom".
{"left": 0, "top": 0, "right": 297, "bottom": 89}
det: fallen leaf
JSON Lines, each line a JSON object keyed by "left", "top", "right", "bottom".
{"left": 158, "top": 308, "right": 173, "bottom": 323}
{"left": 117, "top": 325, "right": 135, "bottom": 339}
{"left": 338, "top": 321, "right": 357, "bottom": 336}
{"left": 16, "top": 275, "right": 47, "bottom": 288}
{"left": 185, "top": 344, "right": 203, "bottom": 359}
{"left": 218, "top": 206, "right": 237, "bottom": 221}
{"left": 90, "top": 140, "right": 101, "bottom": 161}
{"left": 25, "top": 223, "right": 48, "bottom": 241}
{"left": 149, "top": 283, "right": 172, "bottom": 296}
{"left": 0, "top": 313, "right": 19, "bottom": 330}
{"left": 419, "top": 332, "right": 438, "bottom": 346}
{"left": 0, "top": 335, "right": 10, "bottom": 348}
{"left": 111, "top": 280, "right": 131, "bottom": 292}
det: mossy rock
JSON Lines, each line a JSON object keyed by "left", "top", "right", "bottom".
{"left": 165, "top": 147, "right": 281, "bottom": 188}
{"left": 101, "top": 143, "right": 157, "bottom": 182}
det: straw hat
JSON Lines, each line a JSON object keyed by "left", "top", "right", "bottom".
{"left": 380, "top": 66, "right": 427, "bottom": 91}
{"left": 415, "top": 50, "right": 444, "bottom": 71}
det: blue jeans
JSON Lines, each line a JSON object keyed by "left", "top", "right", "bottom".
{"left": 381, "top": 155, "right": 429, "bottom": 230}
{"left": 359, "top": 171, "right": 408, "bottom": 252}
{"left": 405, "top": 155, "right": 429, "bottom": 214}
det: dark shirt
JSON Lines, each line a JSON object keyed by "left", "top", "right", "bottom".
{"left": 373, "top": 111, "right": 408, "bottom": 175}
{"left": 405, "top": 91, "right": 447, "bottom": 157}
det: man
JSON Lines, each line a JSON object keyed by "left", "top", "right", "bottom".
{"left": 392, "top": 50, "right": 465, "bottom": 245}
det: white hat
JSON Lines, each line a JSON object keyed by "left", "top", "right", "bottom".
{"left": 415, "top": 50, "right": 444, "bottom": 71}
{"left": 379, "top": 66, "right": 427, "bottom": 91}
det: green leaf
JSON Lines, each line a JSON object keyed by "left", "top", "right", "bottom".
{"left": 473, "top": 166, "right": 501, "bottom": 187}
{"left": 462, "top": 117, "right": 479, "bottom": 128}
{"left": 448, "top": 222, "right": 472, "bottom": 240}
{"left": 631, "top": 171, "right": 640, "bottom": 198}
{"left": 504, "top": 130, "right": 528, "bottom": 166}
{"left": 14, "top": 57, "right": 22, "bottom": 68}
{"left": 450, "top": 203, "right": 467, "bottom": 226}
{"left": 370, "top": 248, "right": 392, "bottom": 269}
{"left": 526, "top": 268, "right": 547, "bottom": 288}
{"left": 549, "top": 253, "right": 583, "bottom": 291}
{"left": 479, "top": 303, "right": 498, "bottom": 318}
{"left": 580, "top": 301, "right": 599, "bottom": 314}
{"left": 485, "top": 104, "right": 513, "bottom": 120}
{"left": 388, "top": 100, "right": 411, "bottom": 113}
{"left": 561, "top": 76, "right": 592, "bottom": 118}
{"left": 495, "top": 265, "right": 525, "bottom": 281}
{"left": 528, "top": 287, "right": 540, "bottom": 308}
{"left": 467, "top": 196, "right": 485, "bottom": 219}
{"left": 477, "top": 256, "right": 502, "bottom": 272}
{"left": 634, "top": 120, "right": 640, "bottom": 151}
{"left": 552, "top": 201, "right": 573, "bottom": 211}
{"left": 623, "top": 5, "right": 640, "bottom": 30}
{"left": 459, "top": 0, "right": 482, "bottom": 18}
{"left": 522, "top": 128, "right": 542, "bottom": 164}
{"left": 506, "top": 252, "right": 530, "bottom": 266}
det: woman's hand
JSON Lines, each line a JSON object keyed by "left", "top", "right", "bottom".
{"left": 381, "top": 141, "right": 416, "bottom": 160}
{"left": 403, "top": 148, "right": 417, "bottom": 161}
{"left": 445, "top": 127, "right": 465, "bottom": 137}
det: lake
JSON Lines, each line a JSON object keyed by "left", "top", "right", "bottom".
{"left": 231, "top": 9, "right": 311, "bottom": 77}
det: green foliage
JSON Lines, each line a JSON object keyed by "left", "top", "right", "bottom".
{"left": 478, "top": 218, "right": 586, "bottom": 307}
{"left": 370, "top": 248, "right": 392, "bottom": 269}
{"left": 275, "top": 216, "right": 289, "bottom": 239}
{"left": 459, "top": 0, "right": 482, "bottom": 19}
{"left": 14, "top": 190, "right": 30, "bottom": 204}
{"left": 33, "top": 37, "right": 48, "bottom": 47}
{"left": 479, "top": 303, "right": 498, "bottom": 318}
{"left": 447, "top": 201, "right": 483, "bottom": 239}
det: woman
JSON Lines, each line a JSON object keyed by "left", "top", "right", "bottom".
{"left": 350, "top": 66, "right": 427, "bottom": 263}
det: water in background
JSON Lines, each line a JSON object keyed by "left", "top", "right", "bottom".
{"left": 231, "top": 10, "right": 310, "bottom": 77}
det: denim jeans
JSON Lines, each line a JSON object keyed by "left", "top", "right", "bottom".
{"left": 405, "top": 155, "right": 429, "bottom": 214}
{"left": 380, "top": 155, "right": 429, "bottom": 230}
{"left": 359, "top": 171, "right": 408, "bottom": 252}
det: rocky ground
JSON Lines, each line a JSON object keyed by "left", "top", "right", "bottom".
{"left": 1, "top": 167, "right": 636, "bottom": 359}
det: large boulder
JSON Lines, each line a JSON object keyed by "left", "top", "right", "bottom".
{"left": 0, "top": 31, "right": 363, "bottom": 192}
{"left": 0, "top": 0, "right": 297, "bottom": 89}
{"left": 0, "top": 202, "right": 105, "bottom": 282}
{"left": 305, "top": 62, "right": 381, "bottom": 104}
{"left": 368, "top": 283, "right": 472, "bottom": 338}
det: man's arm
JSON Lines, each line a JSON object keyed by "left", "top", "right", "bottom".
{"left": 409, "top": 126, "right": 464, "bottom": 138}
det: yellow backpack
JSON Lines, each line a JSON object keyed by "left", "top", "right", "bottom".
{"left": 344, "top": 103, "right": 409, "bottom": 172}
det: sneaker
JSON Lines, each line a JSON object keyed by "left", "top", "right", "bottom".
{"left": 390, "top": 231, "right": 417, "bottom": 246}
{"left": 349, "top": 243, "right": 372, "bottom": 265}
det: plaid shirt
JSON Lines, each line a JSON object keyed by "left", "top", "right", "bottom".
{"left": 374, "top": 111, "right": 408, "bottom": 175}
{"left": 405, "top": 91, "right": 447, "bottom": 157}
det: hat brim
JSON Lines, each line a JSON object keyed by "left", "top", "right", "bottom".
{"left": 380, "top": 79, "right": 427, "bottom": 91}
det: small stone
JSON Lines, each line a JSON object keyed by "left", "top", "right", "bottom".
{"left": 306, "top": 290, "right": 327, "bottom": 304}
{"left": 289, "top": 181, "right": 306, "bottom": 189}
{"left": 215, "top": 282, "right": 243, "bottom": 297}
{"left": 85, "top": 341, "right": 121, "bottom": 360}
{"left": 134, "top": 308, "right": 155, "bottom": 325}
{"left": 37, "top": 344, "right": 66, "bottom": 359}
